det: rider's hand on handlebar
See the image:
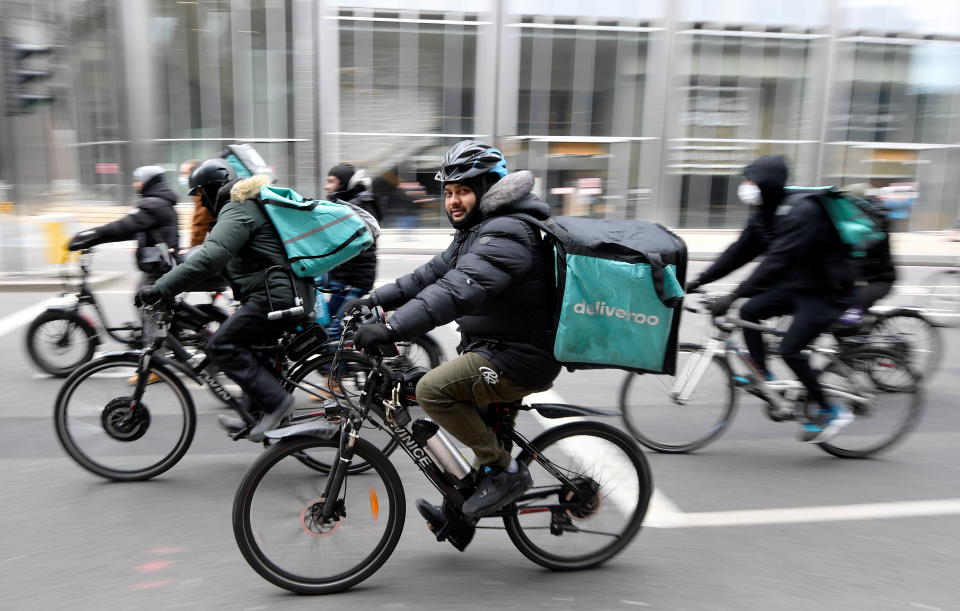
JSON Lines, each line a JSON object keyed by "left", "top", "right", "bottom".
{"left": 135, "top": 284, "right": 164, "bottom": 307}
{"left": 353, "top": 322, "right": 399, "bottom": 356}
{"left": 67, "top": 230, "right": 99, "bottom": 252}
{"left": 707, "top": 292, "right": 737, "bottom": 317}
{"left": 685, "top": 279, "right": 702, "bottom": 293}
{"left": 343, "top": 296, "right": 376, "bottom": 316}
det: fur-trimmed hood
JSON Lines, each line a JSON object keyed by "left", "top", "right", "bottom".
{"left": 476, "top": 170, "right": 550, "bottom": 220}
{"left": 231, "top": 174, "right": 273, "bottom": 203}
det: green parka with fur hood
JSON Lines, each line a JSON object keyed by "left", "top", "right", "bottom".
{"left": 154, "top": 175, "right": 314, "bottom": 316}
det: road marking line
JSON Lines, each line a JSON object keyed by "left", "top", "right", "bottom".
{"left": 526, "top": 389, "right": 681, "bottom": 522}
{"left": 648, "top": 498, "right": 960, "bottom": 529}
{"left": 0, "top": 297, "right": 63, "bottom": 340}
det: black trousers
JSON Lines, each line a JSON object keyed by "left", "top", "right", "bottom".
{"left": 739, "top": 288, "right": 850, "bottom": 412}
{"left": 852, "top": 280, "right": 893, "bottom": 312}
{"left": 206, "top": 305, "right": 292, "bottom": 414}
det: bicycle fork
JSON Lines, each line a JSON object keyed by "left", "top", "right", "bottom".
{"left": 318, "top": 419, "right": 360, "bottom": 522}
{"left": 671, "top": 340, "right": 721, "bottom": 404}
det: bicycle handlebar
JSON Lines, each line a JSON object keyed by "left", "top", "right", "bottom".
{"left": 718, "top": 316, "right": 786, "bottom": 337}
{"left": 267, "top": 305, "right": 305, "bottom": 321}
{"left": 685, "top": 291, "right": 786, "bottom": 336}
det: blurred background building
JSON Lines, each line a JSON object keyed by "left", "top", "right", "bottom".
{"left": 2, "top": 0, "right": 960, "bottom": 229}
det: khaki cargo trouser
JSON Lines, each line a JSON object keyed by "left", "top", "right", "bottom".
{"left": 415, "top": 352, "right": 540, "bottom": 469}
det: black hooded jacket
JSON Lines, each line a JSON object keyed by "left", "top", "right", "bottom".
{"left": 328, "top": 189, "right": 381, "bottom": 292}
{"left": 373, "top": 170, "right": 560, "bottom": 389}
{"left": 695, "top": 155, "right": 787, "bottom": 287}
{"left": 85, "top": 176, "right": 180, "bottom": 276}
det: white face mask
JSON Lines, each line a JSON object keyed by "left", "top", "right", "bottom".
{"left": 737, "top": 184, "right": 762, "bottom": 206}
{"left": 178, "top": 176, "right": 190, "bottom": 187}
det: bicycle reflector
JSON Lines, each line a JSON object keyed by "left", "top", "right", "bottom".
{"left": 369, "top": 487, "right": 380, "bottom": 520}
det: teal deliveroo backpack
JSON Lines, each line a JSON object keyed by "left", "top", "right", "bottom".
{"left": 783, "top": 186, "right": 887, "bottom": 258}
{"left": 510, "top": 214, "right": 687, "bottom": 375}
{"left": 256, "top": 185, "right": 380, "bottom": 278}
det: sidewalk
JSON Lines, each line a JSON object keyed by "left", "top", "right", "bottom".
{"left": 1, "top": 213, "right": 958, "bottom": 290}
{"left": 376, "top": 227, "right": 960, "bottom": 267}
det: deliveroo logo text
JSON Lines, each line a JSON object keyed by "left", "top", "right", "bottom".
{"left": 572, "top": 301, "right": 660, "bottom": 325}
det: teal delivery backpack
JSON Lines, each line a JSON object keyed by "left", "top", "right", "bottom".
{"left": 257, "top": 185, "right": 378, "bottom": 278}
{"left": 513, "top": 215, "right": 687, "bottom": 375}
{"left": 784, "top": 186, "right": 887, "bottom": 258}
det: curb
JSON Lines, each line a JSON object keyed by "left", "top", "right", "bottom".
{"left": 0, "top": 271, "right": 127, "bottom": 292}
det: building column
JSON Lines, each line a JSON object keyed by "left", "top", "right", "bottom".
{"left": 117, "top": 0, "right": 158, "bottom": 176}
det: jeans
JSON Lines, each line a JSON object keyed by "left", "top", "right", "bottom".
{"left": 739, "top": 288, "right": 850, "bottom": 415}
{"left": 324, "top": 279, "right": 367, "bottom": 339}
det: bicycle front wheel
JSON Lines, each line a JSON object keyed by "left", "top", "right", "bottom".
{"left": 504, "top": 421, "right": 651, "bottom": 570}
{"left": 287, "top": 352, "right": 397, "bottom": 474}
{"left": 620, "top": 343, "right": 737, "bottom": 453}
{"left": 817, "top": 348, "right": 923, "bottom": 458}
{"left": 26, "top": 310, "right": 98, "bottom": 377}
{"left": 53, "top": 354, "right": 196, "bottom": 481}
{"left": 233, "top": 435, "right": 405, "bottom": 595}
{"left": 871, "top": 310, "right": 943, "bottom": 378}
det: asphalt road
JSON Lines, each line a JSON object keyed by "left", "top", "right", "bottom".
{"left": 1, "top": 248, "right": 958, "bottom": 611}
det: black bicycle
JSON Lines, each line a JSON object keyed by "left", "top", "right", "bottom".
{"left": 52, "top": 296, "right": 376, "bottom": 481}
{"left": 25, "top": 248, "right": 227, "bottom": 377}
{"left": 232, "top": 307, "right": 652, "bottom": 595}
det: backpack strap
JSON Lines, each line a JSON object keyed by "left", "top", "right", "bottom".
{"left": 644, "top": 251, "right": 681, "bottom": 309}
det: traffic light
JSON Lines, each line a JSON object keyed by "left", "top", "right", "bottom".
{"left": 3, "top": 37, "right": 53, "bottom": 115}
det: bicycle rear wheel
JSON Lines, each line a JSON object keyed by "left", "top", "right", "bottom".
{"left": 620, "top": 343, "right": 737, "bottom": 453}
{"left": 287, "top": 352, "right": 397, "bottom": 473}
{"left": 233, "top": 435, "right": 405, "bottom": 595}
{"left": 53, "top": 354, "right": 196, "bottom": 481}
{"left": 503, "top": 421, "right": 651, "bottom": 570}
{"left": 871, "top": 310, "right": 942, "bottom": 377}
{"left": 816, "top": 347, "right": 923, "bottom": 458}
{"left": 387, "top": 335, "right": 443, "bottom": 371}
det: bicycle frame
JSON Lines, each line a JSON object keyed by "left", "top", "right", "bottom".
{"left": 128, "top": 302, "right": 339, "bottom": 436}
{"left": 296, "top": 337, "right": 593, "bottom": 525}
{"left": 674, "top": 309, "right": 877, "bottom": 420}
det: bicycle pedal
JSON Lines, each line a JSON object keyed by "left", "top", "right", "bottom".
{"left": 765, "top": 407, "right": 797, "bottom": 423}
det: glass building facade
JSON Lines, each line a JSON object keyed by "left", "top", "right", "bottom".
{"left": 6, "top": 0, "right": 960, "bottom": 230}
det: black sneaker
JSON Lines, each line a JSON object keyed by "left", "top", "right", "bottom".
{"left": 415, "top": 498, "right": 475, "bottom": 552}
{"left": 461, "top": 462, "right": 532, "bottom": 518}
{"left": 249, "top": 394, "right": 295, "bottom": 442}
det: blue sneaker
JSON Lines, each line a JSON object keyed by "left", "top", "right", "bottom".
{"left": 799, "top": 404, "right": 854, "bottom": 443}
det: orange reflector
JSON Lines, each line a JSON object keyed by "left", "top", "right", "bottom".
{"left": 369, "top": 487, "right": 379, "bottom": 520}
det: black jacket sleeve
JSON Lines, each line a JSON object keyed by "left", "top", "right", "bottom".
{"left": 373, "top": 244, "right": 454, "bottom": 310}
{"left": 695, "top": 220, "right": 768, "bottom": 286}
{"left": 733, "top": 206, "right": 816, "bottom": 298}
{"left": 384, "top": 217, "right": 536, "bottom": 339}
{"left": 91, "top": 200, "right": 164, "bottom": 244}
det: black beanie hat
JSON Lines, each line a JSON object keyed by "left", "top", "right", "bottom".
{"left": 328, "top": 164, "right": 356, "bottom": 192}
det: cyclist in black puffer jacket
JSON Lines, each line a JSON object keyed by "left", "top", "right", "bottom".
{"left": 348, "top": 141, "right": 558, "bottom": 535}
{"left": 67, "top": 165, "right": 180, "bottom": 284}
